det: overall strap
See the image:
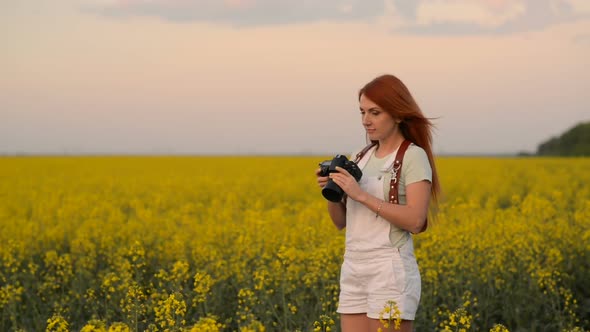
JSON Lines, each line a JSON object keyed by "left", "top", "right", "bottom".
{"left": 388, "top": 140, "right": 428, "bottom": 233}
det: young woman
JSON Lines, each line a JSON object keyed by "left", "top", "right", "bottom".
{"left": 315, "top": 74, "right": 440, "bottom": 332}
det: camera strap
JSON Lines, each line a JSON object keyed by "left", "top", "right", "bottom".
{"left": 353, "top": 141, "right": 378, "bottom": 163}
{"left": 341, "top": 142, "right": 378, "bottom": 206}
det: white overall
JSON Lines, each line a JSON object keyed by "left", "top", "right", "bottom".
{"left": 337, "top": 147, "right": 421, "bottom": 320}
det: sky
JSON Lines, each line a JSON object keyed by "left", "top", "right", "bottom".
{"left": 1, "top": 0, "right": 589, "bottom": 155}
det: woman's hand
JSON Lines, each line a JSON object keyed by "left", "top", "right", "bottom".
{"left": 329, "top": 166, "right": 367, "bottom": 202}
{"left": 315, "top": 168, "right": 329, "bottom": 188}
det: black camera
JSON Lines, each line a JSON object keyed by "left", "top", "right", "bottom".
{"left": 318, "top": 155, "right": 363, "bottom": 202}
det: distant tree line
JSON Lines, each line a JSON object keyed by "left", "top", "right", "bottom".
{"left": 536, "top": 121, "right": 590, "bottom": 156}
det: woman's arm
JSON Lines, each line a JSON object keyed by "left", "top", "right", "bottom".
{"left": 316, "top": 168, "right": 347, "bottom": 230}
{"left": 327, "top": 201, "right": 347, "bottom": 230}
{"left": 357, "top": 180, "right": 431, "bottom": 234}
{"left": 329, "top": 165, "right": 431, "bottom": 234}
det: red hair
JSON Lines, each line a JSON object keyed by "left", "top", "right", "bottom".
{"left": 359, "top": 74, "right": 440, "bottom": 204}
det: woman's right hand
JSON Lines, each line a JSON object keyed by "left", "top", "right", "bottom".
{"left": 315, "top": 168, "right": 329, "bottom": 188}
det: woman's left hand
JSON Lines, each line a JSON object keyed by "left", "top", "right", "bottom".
{"left": 329, "top": 166, "right": 366, "bottom": 202}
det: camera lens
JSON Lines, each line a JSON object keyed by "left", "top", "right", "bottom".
{"left": 322, "top": 180, "right": 344, "bottom": 202}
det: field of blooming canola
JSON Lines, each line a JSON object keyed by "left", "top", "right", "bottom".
{"left": 0, "top": 156, "right": 589, "bottom": 332}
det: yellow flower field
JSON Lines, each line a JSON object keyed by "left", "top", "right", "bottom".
{"left": 0, "top": 156, "right": 588, "bottom": 331}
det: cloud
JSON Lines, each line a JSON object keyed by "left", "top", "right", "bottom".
{"left": 82, "top": 0, "right": 590, "bottom": 34}
{"left": 415, "top": 1, "right": 526, "bottom": 28}
{"left": 392, "top": 0, "right": 590, "bottom": 35}
{"left": 81, "top": 0, "right": 384, "bottom": 25}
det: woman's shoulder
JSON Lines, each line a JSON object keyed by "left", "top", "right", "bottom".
{"left": 405, "top": 143, "right": 428, "bottom": 160}
{"left": 404, "top": 143, "right": 431, "bottom": 168}
{"left": 402, "top": 143, "right": 432, "bottom": 182}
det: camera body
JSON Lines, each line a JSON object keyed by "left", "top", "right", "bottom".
{"left": 318, "top": 155, "right": 363, "bottom": 202}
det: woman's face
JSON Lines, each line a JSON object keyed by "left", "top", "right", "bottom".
{"left": 359, "top": 93, "right": 399, "bottom": 142}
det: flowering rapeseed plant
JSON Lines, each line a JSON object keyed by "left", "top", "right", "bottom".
{"left": 0, "top": 156, "right": 587, "bottom": 331}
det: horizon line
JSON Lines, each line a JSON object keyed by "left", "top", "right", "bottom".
{"left": 0, "top": 151, "right": 538, "bottom": 157}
